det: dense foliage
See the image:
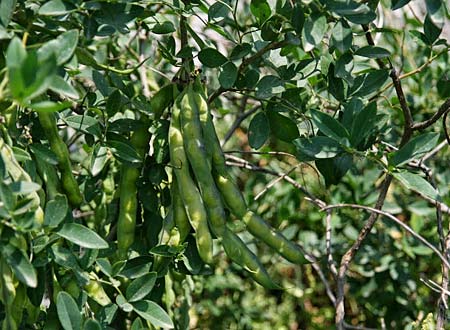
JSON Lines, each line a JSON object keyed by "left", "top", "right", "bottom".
{"left": 0, "top": 0, "right": 449, "bottom": 329}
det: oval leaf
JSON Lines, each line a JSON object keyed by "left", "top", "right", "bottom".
{"left": 248, "top": 112, "right": 270, "bottom": 149}
{"left": 126, "top": 272, "right": 157, "bottom": 302}
{"left": 57, "top": 291, "right": 82, "bottom": 330}
{"left": 57, "top": 223, "right": 109, "bottom": 249}
{"left": 132, "top": 300, "right": 174, "bottom": 329}
{"left": 44, "top": 194, "right": 68, "bottom": 227}
{"left": 198, "top": 48, "right": 227, "bottom": 68}
{"left": 3, "top": 245, "right": 37, "bottom": 288}
{"left": 393, "top": 171, "right": 441, "bottom": 201}
{"left": 355, "top": 46, "right": 391, "bottom": 59}
{"left": 267, "top": 111, "right": 299, "bottom": 142}
{"left": 390, "top": 132, "right": 440, "bottom": 167}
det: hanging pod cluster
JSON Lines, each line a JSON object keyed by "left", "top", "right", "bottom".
{"left": 168, "top": 78, "right": 310, "bottom": 288}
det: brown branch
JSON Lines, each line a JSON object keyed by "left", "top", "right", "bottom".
{"left": 411, "top": 98, "right": 450, "bottom": 131}
{"left": 322, "top": 203, "right": 450, "bottom": 270}
{"left": 334, "top": 175, "right": 393, "bottom": 329}
{"left": 326, "top": 210, "right": 338, "bottom": 278}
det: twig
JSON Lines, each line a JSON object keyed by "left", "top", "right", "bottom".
{"left": 334, "top": 175, "right": 393, "bottom": 330}
{"left": 224, "top": 154, "right": 326, "bottom": 209}
{"left": 223, "top": 102, "right": 259, "bottom": 145}
{"left": 321, "top": 203, "right": 450, "bottom": 270}
{"left": 411, "top": 98, "right": 450, "bottom": 131}
{"left": 254, "top": 164, "right": 300, "bottom": 201}
{"left": 326, "top": 210, "right": 338, "bottom": 278}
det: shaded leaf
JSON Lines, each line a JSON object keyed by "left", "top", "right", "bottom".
{"left": 310, "top": 109, "right": 349, "bottom": 143}
{"left": 355, "top": 46, "right": 391, "bottom": 59}
{"left": 248, "top": 112, "right": 270, "bottom": 149}
{"left": 294, "top": 136, "right": 343, "bottom": 159}
{"left": 3, "top": 245, "right": 37, "bottom": 287}
{"left": 302, "top": 14, "right": 327, "bottom": 52}
{"left": 267, "top": 111, "right": 299, "bottom": 142}
{"left": 198, "top": 48, "right": 227, "bottom": 68}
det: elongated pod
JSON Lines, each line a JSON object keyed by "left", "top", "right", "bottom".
{"left": 169, "top": 90, "right": 213, "bottom": 264}
{"left": 38, "top": 112, "right": 83, "bottom": 206}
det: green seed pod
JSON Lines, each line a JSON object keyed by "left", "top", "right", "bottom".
{"left": 221, "top": 227, "right": 279, "bottom": 289}
{"left": 169, "top": 90, "right": 213, "bottom": 264}
{"left": 179, "top": 85, "right": 227, "bottom": 236}
{"left": 37, "top": 112, "right": 83, "bottom": 207}
{"left": 117, "top": 124, "right": 151, "bottom": 259}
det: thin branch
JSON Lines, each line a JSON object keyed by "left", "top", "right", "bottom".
{"left": 254, "top": 164, "right": 300, "bottom": 201}
{"left": 412, "top": 98, "right": 450, "bottom": 131}
{"left": 322, "top": 203, "right": 450, "bottom": 270}
{"left": 223, "top": 104, "right": 259, "bottom": 145}
{"left": 326, "top": 210, "right": 338, "bottom": 278}
{"left": 389, "top": 64, "right": 414, "bottom": 145}
{"left": 334, "top": 175, "right": 393, "bottom": 330}
{"left": 224, "top": 154, "right": 326, "bottom": 208}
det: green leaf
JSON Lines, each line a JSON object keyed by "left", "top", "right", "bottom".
{"left": 29, "top": 101, "right": 72, "bottom": 113}
{"left": 219, "top": 62, "right": 238, "bottom": 88}
{"left": 424, "top": 14, "right": 442, "bottom": 45}
{"left": 116, "top": 295, "right": 134, "bottom": 312}
{"left": 90, "top": 144, "right": 109, "bottom": 177}
{"left": 209, "top": 2, "right": 230, "bottom": 22}
{"left": 64, "top": 115, "right": 102, "bottom": 137}
{"left": 0, "top": 181, "right": 15, "bottom": 210}
{"left": 0, "top": 0, "right": 17, "bottom": 27}
{"left": 250, "top": 0, "right": 271, "bottom": 24}
{"left": 391, "top": 0, "right": 411, "bottom": 10}
{"left": 294, "top": 136, "right": 343, "bottom": 160}
{"left": 350, "top": 102, "right": 377, "bottom": 148}
{"left": 9, "top": 181, "right": 41, "bottom": 195}
{"left": 310, "top": 109, "right": 349, "bottom": 143}
{"left": 12, "top": 147, "right": 32, "bottom": 162}
{"left": 248, "top": 112, "right": 270, "bottom": 149}
{"left": 316, "top": 154, "right": 353, "bottom": 186}
{"left": 230, "top": 43, "right": 252, "bottom": 60}
{"left": 44, "top": 194, "right": 68, "bottom": 227}
{"left": 126, "top": 272, "right": 157, "bottom": 302}
{"left": 330, "top": 20, "right": 352, "bottom": 53}
{"left": 107, "top": 140, "right": 142, "bottom": 164}
{"left": 57, "top": 223, "right": 109, "bottom": 249}
{"left": 56, "top": 291, "right": 82, "bottom": 330}
{"left": 30, "top": 144, "right": 59, "bottom": 165}
{"left": 49, "top": 76, "right": 79, "bottom": 99}
{"left": 6, "top": 37, "right": 26, "bottom": 68}
{"left": 292, "top": 3, "right": 305, "bottom": 34}
{"left": 351, "top": 69, "right": 389, "bottom": 97}
{"left": 119, "top": 256, "right": 152, "bottom": 279}
{"left": 255, "top": 75, "right": 285, "bottom": 98}
{"left": 327, "top": 1, "right": 376, "bottom": 24}
{"left": 327, "top": 64, "right": 347, "bottom": 101}
{"left": 198, "top": 48, "right": 228, "bottom": 68}
{"left": 267, "top": 111, "right": 299, "bottom": 142}
{"left": 302, "top": 14, "right": 327, "bottom": 52}
{"left": 355, "top": 46, "right": 391, "bottom": 59}
{"left": 152, "top": 21, "right": 176, "bottom": 34}
{"left": 83, "top": 319, "right": 102, "bottom": 330}
{"left": 38, "top": 30, "right": 79, "bottom": 65}
{"left": 393, "top": 171, "right": 440, "bottom": 201}
{"left": 390, "top": 132, "right": 440, "bottom": 167}
{"left": 132, "top": 300, "right": 174, "bottom": 329}
{"left": 2, "top": 245, "right": 37, "bottom": 287}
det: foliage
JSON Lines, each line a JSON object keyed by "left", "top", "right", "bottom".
{"left": 0, "top": 0, "right": 449, "bottom": 329}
